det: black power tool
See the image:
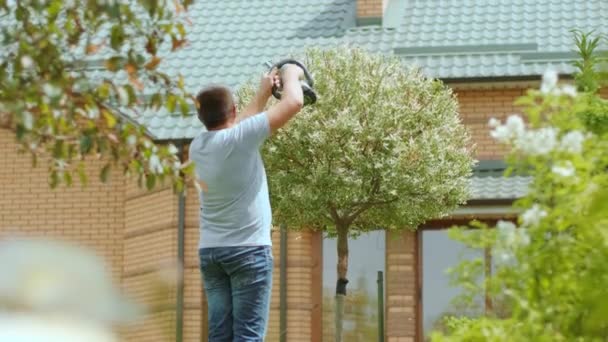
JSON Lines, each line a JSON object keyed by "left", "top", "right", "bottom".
{"left": 265, "top": 59, "right": 317, "bottom": 106}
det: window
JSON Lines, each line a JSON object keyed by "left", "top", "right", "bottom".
{"left": 322, "top": 231, "right": 385, "bottom": 341}
{"left": 421, "top": 229, "right": 487, "bottom": 337}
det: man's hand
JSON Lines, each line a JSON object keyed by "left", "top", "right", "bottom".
{"left": 237, "top": 69, "right": 281, "bottom": 122}
{"left": 258, "top": 68, "right": 281, "bottom": 100}
{"left": 265, "top": 64, "right": 305, "bottom": 134}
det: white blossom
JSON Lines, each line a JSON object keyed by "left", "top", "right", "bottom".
{"left": 43, "top": 84, "right": 61, "bottom": 98}
{"left": 505, "top": 115, "right": 525, "bottom": 138}
{"left": 126, "top": 135, "right": 137, "bottom": 146}
{"left": 0, "top": 314, "right": 117, "bottom": 342}
{"left": 540, "top": 69, "right": 558, "bottom": 94}
{"left": 143, "top": 140, "right": 152, "bottom": 149}
{"left": 521, "top": 204, "right": 547, "bottom": 227}
{"left": 20, "top": 56, "right": 34, "bottom": 69}
{"left": 22, "top": 112, "right": 33, "bottom": 130}
{"left": 488, "top": 117, "right": 501, "bottom": 128}
{"left": 55, "top": 159, "right": 67, "bottom": 171}
{"left": 0, "top": 239, "right": 138, "bottom": 323}
{"left": 490, "top": 115, "right": 525, "bottom": 143}
{"left": 552, "top": 161, "right": 575, "bottom": 178}
{"left": 496, "top": 250, "right": 515, "bottom": 264}
{"left": 490, "top": 125, "right": 511, "bottom": 143}
{"left": 559, "top": 130, "right": 585, "bottom": 154}
{"left": 148, "top": 154, "right": 163, "bottom": 174}
{"left": 87, "top": 106, "right": 99, "bottom": 119}
{"left": 497, "top": 220, "right": 517, "bottom": 236}
{"left": 560, "top": 84, "right": 577, "bottom": 97}
{"left": 167, "top": 144, "right": 178, "bottom": 155}
{"left": 515, "top": 127, "right": 558, "bottom": 155}
{"left": 117, "top": 87, "right": 129, "bottom": 106}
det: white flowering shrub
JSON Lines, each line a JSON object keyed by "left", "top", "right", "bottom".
{"left": 240, "top": 47, "right": 473, "bottom": 232}
{"left": 432, "top": 32, "right": 608, "bottom": 341}
{"left": 239, "top": 47, "right": 473, "bottom": 341}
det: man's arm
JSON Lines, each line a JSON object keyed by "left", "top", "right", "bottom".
{"left": 265, "top": 64, "right": 304, "bottom": 134}
{"left": 237, "top": 69, "right": 280, "bottom": 122}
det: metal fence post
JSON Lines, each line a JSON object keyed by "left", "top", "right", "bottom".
{"left": 377, "top": 270, "right": 385, "bottom": 342}
{"left": 280, "top": 224, "right": 288, "bottom": 342}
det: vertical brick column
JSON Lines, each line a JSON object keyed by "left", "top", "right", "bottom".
{"left": 266, "top": 229, "right": 322, "bottom": 342}
{"left": 385, "top": 230, "right": 418, "bottom": 342}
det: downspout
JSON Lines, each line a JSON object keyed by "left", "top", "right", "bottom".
{"left": 280, "top": 224, "right": 288, "bottom": 342}
{"left": 176, "top": 142, "right": 186, "bottom": 342}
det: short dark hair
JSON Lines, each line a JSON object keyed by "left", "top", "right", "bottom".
{"left": 195, "top": 85, "right": 234, "bottom": 129}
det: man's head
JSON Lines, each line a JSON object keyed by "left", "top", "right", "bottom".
{"left": 196, "top": 85, "right": 236, "bottom": 130}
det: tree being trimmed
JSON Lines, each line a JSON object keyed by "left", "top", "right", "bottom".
{"left": 239, "top": 47, "right": 474, "bottom": 341}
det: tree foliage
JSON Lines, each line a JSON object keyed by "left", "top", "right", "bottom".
{"left": 0, "top": 0, "right": 194, "bottom": 191}
{"left": 240, "top": 47, "right": 473, "bottom": 234}
{"left": 431, "top": 31, "right": 608, "bottom": 341}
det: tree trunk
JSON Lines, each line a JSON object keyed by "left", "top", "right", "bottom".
{"left": 335, "top": 225, "right": 349, "bottom": 342}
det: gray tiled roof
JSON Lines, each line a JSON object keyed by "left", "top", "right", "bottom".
{"left": 468, "top": 175, "right": 530, "bottom": 200}
{"left": 126, "top": 0, "right": 606, "bottom": 141}
{"left": 392, "top": 0, "right": 607, "bottom": 79}
{"left": 5, "top": 0, "right": 604, "bottom": 140}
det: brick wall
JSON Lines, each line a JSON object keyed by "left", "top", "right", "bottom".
{"left": 0, "top": 128, "right": 125, "bottom": 281}
{"left": 357, "top": 0, "right": 387, "bottom": 19}
{"left": 454, "top": 88, "right": 526, "bottom": 160}
{"left": 184, "top": 184, "right": 204, "bottom": 342}
{"left": 385, "top": 230, "right": 418, "bottom": 342}
{"left": 123, "top": 181, "right": 179, "bottom": 342}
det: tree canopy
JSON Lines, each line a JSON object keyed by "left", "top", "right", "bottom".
{"left": 0, "top": 0, "right": 194, "bottom": 190}
{"left": 239, "top": 47, "right": 473, "bottom": 235}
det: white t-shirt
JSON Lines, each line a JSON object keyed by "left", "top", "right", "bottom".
{"left": 189, "top": 113, "right": 272, "bottom": 248}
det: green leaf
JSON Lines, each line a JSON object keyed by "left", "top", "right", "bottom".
{"left": 173, "top": 177, "right": 184, "bottom": 193}
{"left": 145, "top": 174, "right": 156, "bottom": 190}
{"left": 100, "top": 164, "right": 111, "bottom": 183}
{"left": 52, "top": 140, "right": 64, "bottom": 159}
{"left": 104, "top": 56, "right": 126, "bottom": 72}
{"left": 102, "top": 109, "right": 117, "bottom": 128}
{"left": 49, "top": 170, "right": 59, "bottom": 188}
{"left": 79, "top": 134, "right": 93, "bottom": 154}
{"left": 176, "top": 23, "right": 186, "bottom": 37}
{"left": 97, "top": 82, "right": 111, "bottom": 99}
{"left": 64, "top": 171, "right": 73, "bottom": 186}
{"left": 15, "top": 125, "right": 26, "bottom": 140}
{"left": 124, "top": 84, "right": 137, "bottom": 105}
{"left": 78, "top": 162, "right": 88, "bottom": 186}
{"left": 47, "top": 0, "right": 62, "bottom": 18}
{"left": 179, "top": 97, "right": 190, "bottom": 115}
{"left": 166, "top": 94, "right": 177, "bottom": 113}
{"left": 145, "top": 35, "right": 158, "bottom": 55}
{"left": 110, "top": 25, "right": 125, "bottom": 50}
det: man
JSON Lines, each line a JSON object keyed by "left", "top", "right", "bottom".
{"left": 189, "top": 64, "right": 305, "bottom": 341}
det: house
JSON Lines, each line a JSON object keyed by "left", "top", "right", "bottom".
{"left": 1, "top": 0, "right": 606, "bottom": 341}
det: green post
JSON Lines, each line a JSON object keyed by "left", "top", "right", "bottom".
{"left": 280, "top": 224, "right": 288, "bottom": 342}
{"left": 377, "top": 271, "right": 384, "bottom": 342}
{"left": 176, "top": 143, "right": 186, "bottom": 342}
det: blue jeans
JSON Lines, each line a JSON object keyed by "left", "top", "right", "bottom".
{"left": 199, "top": 246, "right": 273, "bottom": 342}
